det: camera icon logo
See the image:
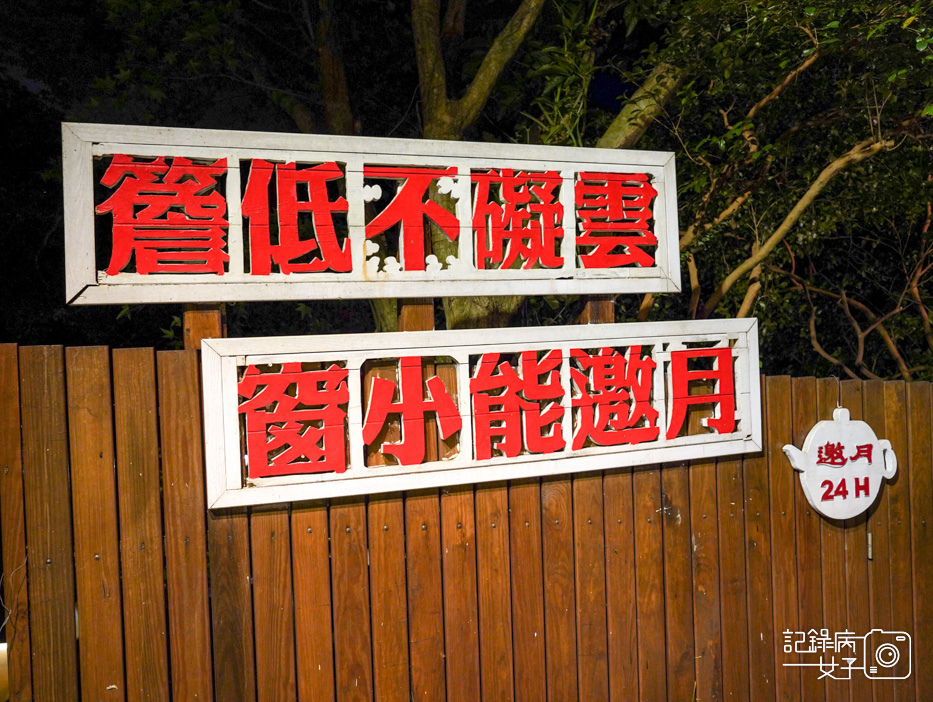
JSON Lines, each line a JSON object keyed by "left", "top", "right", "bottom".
{"left": 863, "top": 629, "right": 912, "bottom": 679}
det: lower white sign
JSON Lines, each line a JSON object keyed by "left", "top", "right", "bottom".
{"left": 783, "top": 407, "right": 897, "bottom": 520}
{"left": 202, "top": 318, "right": 761, "bottom": 509}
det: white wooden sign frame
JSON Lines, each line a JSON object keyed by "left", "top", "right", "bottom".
{"left": 202, "top": 318, "right": 760, "bottom": 509}
{"left": 63, "top": 122, "right": 680, "bottom": 304}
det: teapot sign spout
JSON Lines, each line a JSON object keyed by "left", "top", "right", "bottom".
{"left": 782, "top": 445, "right": 808, "bottom": 473}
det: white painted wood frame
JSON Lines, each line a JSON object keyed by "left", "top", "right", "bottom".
{"left": 202, "top": 318, "right": 761, "bottom": 509}
{"left": 63, "top": 122, "right": 680, "bottom": 304}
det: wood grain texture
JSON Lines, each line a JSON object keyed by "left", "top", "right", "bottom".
{"left": 882, "top": 381, "right": 914, "bottom": 702}
{"left": 572, "top": 473, "right": 609, "bottom": 700}
{"left": 330, "top": 498, "right": 374, "bottom": 701}
{"left": 156, "top": 350, "right": 213, "bottom": 701}
{"left": 0, "top": 345, "right": 32, "bottom": 702}
{"left": 475, "top": 482, "right": 514, "bottom": 701}
{"left": 907, "top": 382, "right": 933, "bottom": 701}
{"left": 603, "top": 468, "right": 638, "bottom": 702}
{"left": 862, "top": 380, "right": 894, "bottom": 702}
{"left": 717, "top": 455, "right": 750, "bottom": 701}
{"left": 633, "top": 467, "right": 666, "bottom": 702}
{"left": 183, "top": 303, "right": 224, "bottom": 349}
{"left": 661, "top": 463, "right": 695, "bottom": 702}
{"left": 791, "top": 377, "right": 823, "bottom": 702}
{"left": 368, "top": 493, "right": 411, "bottom": 702}
{"left": 541, "top": 476, "right": 578, "bottom": 702}
{"left": 766, "top": 376, "right": 799, "bottom": 702}
{"left": 840, "top": 380, "right": 871, "bottom": 702}
{"left": 19, "top": 346, "right": 79, "bottom": 702}
{"left": 113, "top": 348, "right": 170, "bottom": 702}
{"left": 441, "top": 484, "right": 481, "bottom": 702}
{"left": 816, "top": 378, "right": 848, "bottom": 702}
{"left": 65, "top": 346, "right": 125, "bottom": 701}
{"left": 292, "top": 503, "right": 336, "bottom": 702}
{"left": 251, "top": 506, "right": 297, "bottom": 702}
{"left": 405, "top": 490, "right": 447, "bottom": 701}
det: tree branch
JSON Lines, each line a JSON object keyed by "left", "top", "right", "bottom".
{"left": 451, "top": 0, "right": 547, "bottom": 134}
{"left": 310, "top": 0, "right": 356, "bottom": 135}
{"left": 411, "top": 0, "right": 453, "bottom": 137}
{"left": 596, "top": 63, "right": 685, "bottom": 149}
{"left": 701, "top": 137, "right": 891, "bottom": 317}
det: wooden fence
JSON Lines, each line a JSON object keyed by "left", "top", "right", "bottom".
{"left": 1, "top": 342, "right": 931, "bottom": 701}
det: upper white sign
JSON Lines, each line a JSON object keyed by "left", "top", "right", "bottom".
{"left": 62, "top": 122, "right": 680, "bottom": 304}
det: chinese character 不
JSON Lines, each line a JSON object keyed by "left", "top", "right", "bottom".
{"left": 470, "top": 350, "right": 565, "bottom": 460}
{"left": 362, "top": 356, "right": 462, "bottom": 465}
{"left": 570, "top": 346, "right": 658, "bottom": 449}
{"left": 472, "top": 168, "right": 563, "bottom": 270}
{"left": 97, "top": 155, "right": 229, "bottom": 275}
{"left": 575, "top": 171, "right": 657, "bottom": 269}
{"left": 238, "top": 362, "right": 349, "bottom": 478}
{"left": 241, "top": 159, "right": 350, "bottom": 274}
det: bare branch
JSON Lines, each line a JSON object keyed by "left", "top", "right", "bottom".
{"left": 411, "top": 0, "right": 453, "bottom": 136}
{"left": 746, "top": 50, "right": 821, "bottom": 123}
{"left": 701, "top": 137, "right": 891, "bottom": 317}
{"left": 451, "top": 0, "right": 547, "bottom": 134}
{"left": 736, "top": 243, "right": 761, "bottom": 318}
{"left": 596, "top": 63, "right": 685, "bottom": 149}
{"left": 636, "top": 293, "right": 654, "bottom": 322}
{"left": 687, "top": 254, "right": 701, "bottom": 318}
{"left": 312, "top": 0, "right": 356, "bottom": 135}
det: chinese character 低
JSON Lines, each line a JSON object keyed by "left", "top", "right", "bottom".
{"left": 362, "top": 357, "right": 462, "bottom": 465}
{"left": 364, "top": 166, "right": 460, "bottom": 271}
{"left": 472, "top": 168, "right": 564, "bottom": 270}
{"left": 570, "top": 346, "right": 659, "bottom": 450}
{"left": 97, "top": 154, "right": 229, "bottom": 275}
{"left": 665, "top": 347, "right": 736, "bottom": 440}
{"left": 470, "top": 350, "right": 565, "bottom": 460}
{"left": 241, "top": 159, "right": 350, "bottom": 274}
{"left": 238, "top": 362, "right": 349, "bottom": 479}
{"left": 575, "top": 172, "right": 658, "bottom": 269}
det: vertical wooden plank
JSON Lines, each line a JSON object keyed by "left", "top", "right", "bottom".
{"left": 157, "top": 350, "right": 213, "bottom": 701}
{"left": 292, "top": 504, "right": 336, "bottom": 702}
{"left": 541, "top": 476, "right": 577, "bottom": 701}
{"left": 882, "top": 382, "right": 914, "bottom": 702}
{"left": 19, "top": 346, "right": 79, "bottom": 701}
{"left": 251, "top": 506, "right": 297, "bottom": 702}
{"left": 208, "top": 508, "right": 256, "bottom": 702}
{"left": 743, "top": 386, "right": 775, "bottom": 702}
{"left": 907, "top": 383, "right": 933, "bottom": 700}
{"left": 791, "top": 377, "right": 824, "bottom": 702}
{"left": 840, "top": 380, "right": 871, "bottom": 702}
{"left": 662, "top": 462, "right": 695, "bottom": 702}
{"left": 816, "top": 378, "right": 848, "bottom": 702}
{"left": 572, "top": 473, "right": 609, "bottom": 700}
{"left": 405, "top": 490, "right": 447, "bottom": 701}
{"left": 0, "top": 344, "right": 32, "bottom": 702}
{"left": 183, "top": 304, "right": 224, "bottom": 349}
{"left": 508, "top": 479, "right": 546, "bottom": 702}
{"left": 690, "top": 451, "right": 723, "bottom": 702}
{"left": 475, "top": 482, "right": 514, "bottom": 701}
{"left": 603, "top": 469, "right": 638, "bottom": 702}
{"left": 368, "top": 493, "right": 410, "bottom": 702}
{"left": 113, "top": 348, "right": 171, "bottom": 702}
{"left": 331, "top": 498, "right": 374, "bottom": 701}
{"left": 65, "top": 347, "right": 125, "bottom": 700}
{"left": 633, "top": 467, "right": 666, "bottom": 702}
{"left": 717, "top": 455, "right": 750, "bottom": 701}
{"left": 441, "top": 485, "right": 481, "bottom": 702}
{"left": 767, "top": 376, "right": 799, "bottom": 702}
{"left": 863, "top": 380, "right": 894, "bottom": 702}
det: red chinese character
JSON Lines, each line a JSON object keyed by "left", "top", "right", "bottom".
{"left": 817, "top": 442, "right": 848, "bottom": 466}
{"left": 571, "top": 346, "right": 658, "bottom": 449}
{"left": 575, "top": 172, "right": 658, "bottom": 269}
{"left": 241, "top": 160, "right": 350, "bottom": 274}
{"left": 849, "top": 443, "right": 873, "bottom": 463}
{"left": 472, "top": 169, "right": 564, "bottom": 270}
{"left": 97, "top": 155, "right": 229, "bottom": 275}
{"left": 364, "top": 166, "right": 460, "bottom": 271}
{"left": 470, "top": 350, "right": 565, "bottom": 460}
{"left": 666, "top": 347, "right": 735, "bottom": 440}
{"left": 362, "top": 357, "right": 462, "bottom": 465}
{"left": 238, "top": 362, "right": 349, "bottom": 479}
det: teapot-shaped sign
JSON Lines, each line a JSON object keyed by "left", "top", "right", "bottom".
{"left": 783, "top": 407, "right": 896, "bottom": 521}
